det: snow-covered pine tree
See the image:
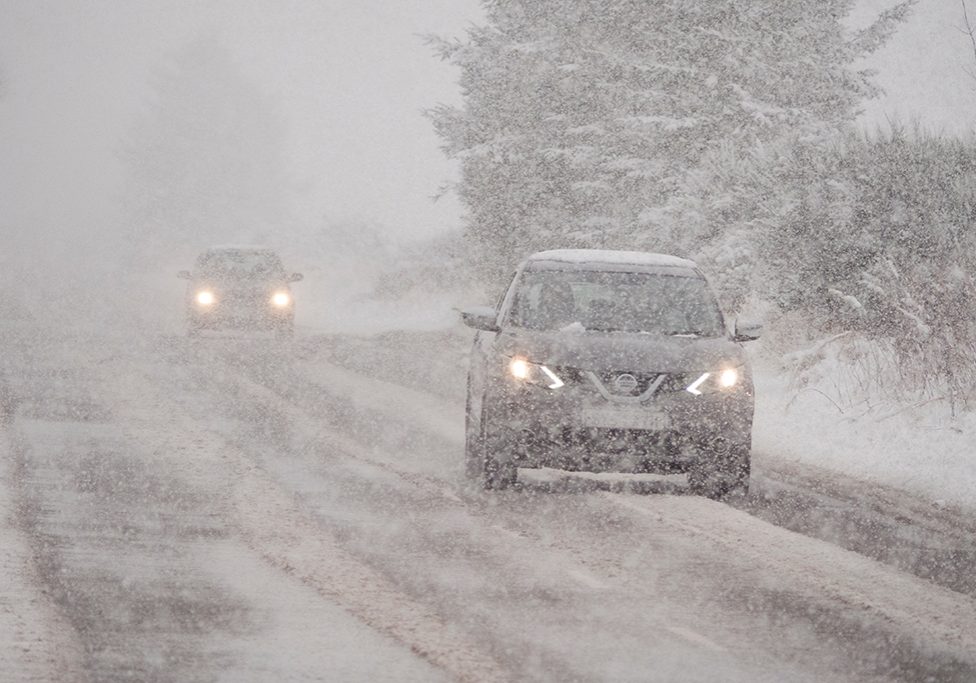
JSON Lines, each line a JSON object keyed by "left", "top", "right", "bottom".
{"left": 429, "top": 0, "right": 914, "bottom": 282}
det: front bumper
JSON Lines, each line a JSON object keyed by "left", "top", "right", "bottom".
{"left": 188, "top": 305, "right": 293, "bottom": 330}
{"left": 483, "top": 378, "right": 753, "bottom": 474}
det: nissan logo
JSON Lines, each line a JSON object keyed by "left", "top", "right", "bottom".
{"left": 613, "top": 373, "right": 639, "bottom": 393}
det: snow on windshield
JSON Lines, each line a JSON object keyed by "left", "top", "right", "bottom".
{"left": 509, "top": 270, "right": 725, "bottom": 336}
{"left": 195, "top": 249, "right": 285, "bottom": 279}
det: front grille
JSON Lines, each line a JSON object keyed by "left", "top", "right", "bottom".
{"left": 549, "top": 365, "right": 698, "bottom": 398}
{"left": 656, "top": 373, "right": 695, "bottom": 394}
{"left": 550, "top": 366, "right": 669, "bottom": 397}
{"left": 595, "top": 371, "right": 663, "bottom": 396}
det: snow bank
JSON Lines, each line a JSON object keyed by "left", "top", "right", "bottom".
{"left": 752, "top": 360, "right": 976, "bottom": 510}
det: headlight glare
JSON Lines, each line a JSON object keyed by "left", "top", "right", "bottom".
{"left": 686, "top": 366, "right": 742, "bottom": 395}
{"left": 195, "top": 290, "right": 216, "bottom": 306}
{"left": 271, "top": 291, "right": 291, "bottom": 307}
{"left": 508, "top": 357, "right": 564, "bottom": 389}
{"left": 509, "top": 357, "right": 530, "bottom": 380}
{"left": 719, "top": 367, "right": 739, "bottom": 388}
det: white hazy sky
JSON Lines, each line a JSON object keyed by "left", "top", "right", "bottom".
{"left": 0, "top": 0, "right": 484, "bottom": 266}
{"left": 1, "top": 0, "right": 975, "bottom": 265}
{"left": 853, "top": 0, "right": 976, "bottom": 132}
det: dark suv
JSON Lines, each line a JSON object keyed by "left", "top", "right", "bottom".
{"left": 178, "top": 245, "right": 302, "bottom": 338}
{"left": 461, "top": 249, "right": 761, "bottom": 496}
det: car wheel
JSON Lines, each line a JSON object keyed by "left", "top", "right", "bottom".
{"left": 689, "top": 442, "right": 750, "bottom": 500}
{"left": 465, "top": 402, "right": 517, "bottom": 490}
{"left": 464, "top": 394, "right": 483, "bottom": 481}
{"left": 483, "top": 452, "right": 517, "bottom": 490}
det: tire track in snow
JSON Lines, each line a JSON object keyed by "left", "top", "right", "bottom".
{"left": 609, "top": 493, "right": 976, "bottom": 678}
{"left": 222, "top": 445, "right": 509, "bottom": 683}
{"left": 0, "top": 429, "right": 88, "bottom": 682}
{"left": 150, "top": 345, "right": 512, "bottom": 683}
{"left": 199, "top": 343, "right": 628, "bottom": 597}
{"left": 744, "top": 459, "right": 976, "bottom": 597}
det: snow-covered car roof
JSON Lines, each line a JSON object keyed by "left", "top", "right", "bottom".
{"left": 525, "top": 249, "right": 698, "bottom": 272}
{"left": 204, "top": 244, "right": 277, "bottom": 253}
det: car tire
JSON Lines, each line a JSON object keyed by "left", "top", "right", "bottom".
{"left": 483, "top": 453, "right": 517, "bottom": 490}
{"left": 689, "top": 442, "right": 750, "bottom": 500}
{"left": 463, "top": 396, "right": 484, "bottom": 482}
{"left": 465, "top": 400, "right": 517, "bottom": 490}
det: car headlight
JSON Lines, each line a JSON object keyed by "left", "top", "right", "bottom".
{"left": 271, "top": 291, "right": 291, "bottom": 307}
{"left": 195, "top": 290, "right": 216, "bottom": 306}
{"left": 686, "top": 366, "right": 741, "bottom": 395}
{"left": 508, "top": 356, "right": 564, "bottom": 389}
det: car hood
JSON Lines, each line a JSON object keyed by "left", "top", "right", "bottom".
{"left": 496, "top": 328, "right": 747, "bottom": 373}
{"left": 193, "top": 278, "right": 288, "bottom": 292}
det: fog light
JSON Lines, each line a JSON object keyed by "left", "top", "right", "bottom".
{"left": 271, "top": 291, "right": 291, "bottom": 307}
{"left": 195, "top": 290, "right": 215, "bottom": 306}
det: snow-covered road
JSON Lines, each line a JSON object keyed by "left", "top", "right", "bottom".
{"left": 2, "top": 325, "right": 975, "bottom": 681}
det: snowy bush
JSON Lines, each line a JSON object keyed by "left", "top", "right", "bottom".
{"left": 429, "top": 0, "right": 913, "bottom": 282}
{"left": 684, "top": 127, "right": 976, "bottom": 404}
{"left": 770, "top": 130, "right": 976, "bottom": 404}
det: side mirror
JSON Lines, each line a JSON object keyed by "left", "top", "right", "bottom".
{"left": 288, "top": 272, "right": 304, "bottom": 283}
{"left": 460, "top": 306, "right": 500, "bottom": 332}
{"left": 177, "top": 270, "right": 192, "bottom": 280}
{"left": 733, "top": 319, "right": 762, "bottom": 342}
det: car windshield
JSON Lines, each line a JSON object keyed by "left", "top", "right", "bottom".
{"left": 195, "top": 249, "right": 285, "bottom": 280}
{"left": 508, "top": 269, "right": 725, "bottom": 336}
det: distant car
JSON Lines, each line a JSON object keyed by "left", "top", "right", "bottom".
{"left": 461, "top": 249, "right": 761, "bottom": 497}
{"left": 178, "top": 245, "right": 302, "bottom": 338}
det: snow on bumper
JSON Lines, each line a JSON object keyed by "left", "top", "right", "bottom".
{"left": 484, "top": 380, "right": 753, "bottom": 472}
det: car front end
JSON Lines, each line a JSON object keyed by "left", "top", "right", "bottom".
{"left": 463, "top": 249, "right": 761, "bottom": 494}
{"left": 482, "top": 334, "right": 754, "bottom": 476}
{"left": 187, "top": 283, "right": 295, "bottom": 332}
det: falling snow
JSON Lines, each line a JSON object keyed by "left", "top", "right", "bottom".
{"left": 2, "top": 1, "right": 976, "bottom": 681}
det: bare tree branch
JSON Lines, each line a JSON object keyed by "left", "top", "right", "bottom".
{"left": 962, "top": 0, "right": 976, "bottom": 80}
